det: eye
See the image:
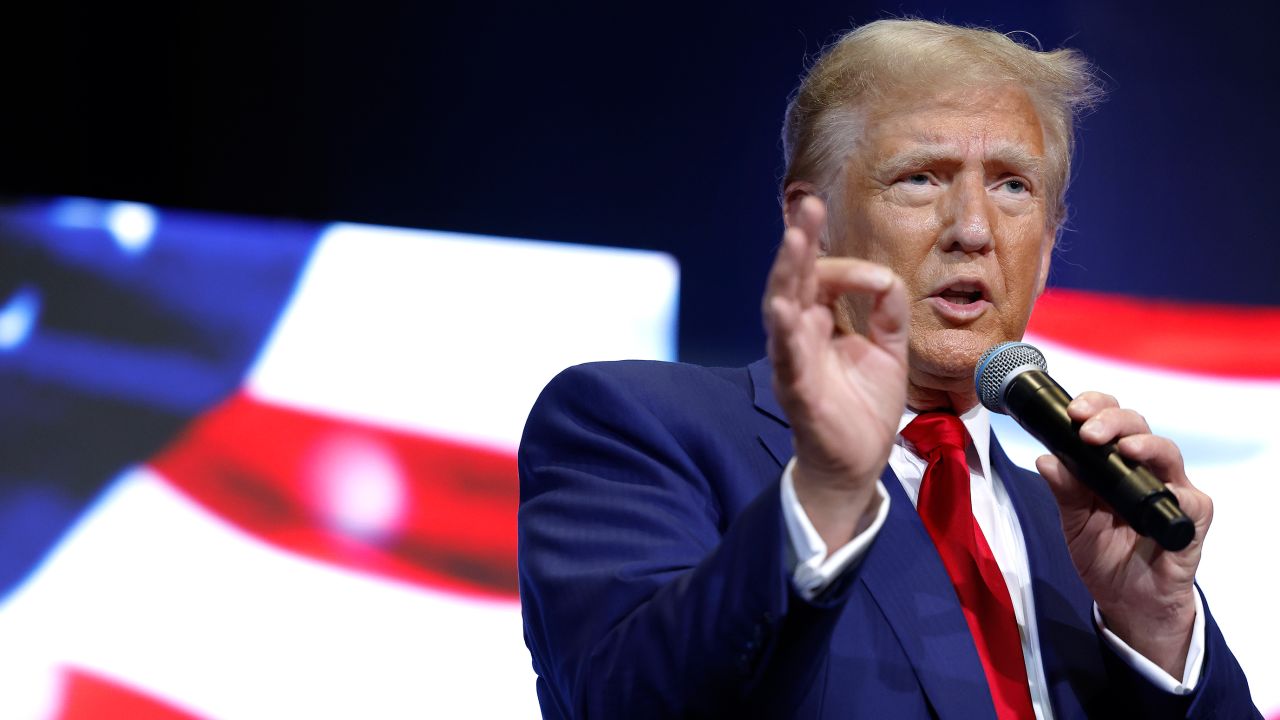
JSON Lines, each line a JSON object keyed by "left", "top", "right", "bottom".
{"left": 901, "top": 173, "right": 931, "bottom": 186}
{"left": 1000, "top": 178, "right": 1028, "bottom": 194}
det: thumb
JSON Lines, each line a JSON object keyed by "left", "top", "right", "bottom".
{"left": 1036, "top": 453, "right": 1093, "bottom": 512}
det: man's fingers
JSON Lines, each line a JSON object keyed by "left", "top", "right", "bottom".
{"left": 1115, "top": 434, "right": 1191, "bottom": 487}
{"left": 1067, "top": 391, "right": 1119, "bottom": 421}
{"left": 813, "top": 258, "right": 907, "bottom": 356}
{"left": 764, "top": 228, "right": 806, "bottom": 311}
{"left": 814, "top": 258, "right": 894, "bottom": 299}
{"left": 1121, "top": 436, "right": 1210, "bottom": 540}
{"left": 1035, "top": 453, "right": 1093, "bottom": 510}
{"left": 795, "top": 196, "right": 827, "bottom": 251}
{"left": 764, "top": 198, "right": 826, "bottom": 315}
{"left": 1077, "top": 406, "right": 1152, "bottom": 445}
{"left": 1170, "top": 484, "right": 1214, "bottom": 532}
{"left": 764, "top": 195, "right": 907, "bottom": 377}
{"left": 765, "top": 295, "right": 802, "bottom": 380}
{"left": 796, "top": 197, "right": 825, "bottom": 303}
{"left": 1067, "top": 394, "right": 1194, "bottom": 488}
{"left": 864, "top": 270, "right": 909, "bottom": 357}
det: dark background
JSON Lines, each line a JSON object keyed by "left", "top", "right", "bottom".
{"left": 5, "top": 1, "right": 1278, "bottom": 365}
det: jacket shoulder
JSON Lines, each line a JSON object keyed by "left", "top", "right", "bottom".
{"left": 544, "top": 359, "right": 752, "bottom": 408}
{"left": 519, "top": 359, "right": 771, "bottom": 482}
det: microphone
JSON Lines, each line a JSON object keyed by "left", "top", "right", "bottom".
{"left": 974, "top": 342, "right": 1194, "bottom": 552}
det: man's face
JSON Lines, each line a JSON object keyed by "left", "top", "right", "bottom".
{"left": 830, "top": 83, "right": 1055, "bottom": 396}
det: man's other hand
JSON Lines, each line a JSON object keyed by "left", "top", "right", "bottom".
{"left": 1036, "top": 391, "right": 1212, "bottom": 678}
{"left": 763, "top": 195, "right": 910, "bottom": 554}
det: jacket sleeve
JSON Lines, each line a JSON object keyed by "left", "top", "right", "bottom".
{"left": 517, "top": 363, "right": 858, "bottom": 718}
{"left": 1098, "top": 586, "right": 1263, "bottom": 719}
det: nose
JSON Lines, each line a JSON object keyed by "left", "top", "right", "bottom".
{"left": 937, "top": 173, "right": 995, "bottom": 254}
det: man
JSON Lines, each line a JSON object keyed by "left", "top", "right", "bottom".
{"left": 517, "top": 19, "right": 1258, "bottom": 718}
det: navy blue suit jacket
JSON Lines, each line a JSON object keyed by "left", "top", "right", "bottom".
{"left": 517, "top": 359, "right": 1258, "bottom": 718}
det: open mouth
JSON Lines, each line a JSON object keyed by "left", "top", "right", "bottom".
{"left": 938, "top": 289, "right": 984, "bottom": 305}
{"left": 933, "top": 280, "right": 989, "bottom": 306}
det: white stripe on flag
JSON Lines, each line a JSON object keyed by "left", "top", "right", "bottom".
{"left": 245, "top": 223, "right": 679, "bottom": 450}
{"left": 0, "top": 468, "right": 541, "bottom": 720}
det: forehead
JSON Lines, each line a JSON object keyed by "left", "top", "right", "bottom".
{"left": 856, "top": 84, "right": 1046, "bottom": 163}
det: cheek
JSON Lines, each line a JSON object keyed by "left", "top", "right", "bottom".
{"left": 851, "top": 205, "right": 940, "bottom": 271}
{"left": 995, "top": 228, "right": 1050, "bottom": 320}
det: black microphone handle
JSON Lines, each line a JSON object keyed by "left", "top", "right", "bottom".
{"left": 1003, "top": 370, "right": 1195, "bottom": 552}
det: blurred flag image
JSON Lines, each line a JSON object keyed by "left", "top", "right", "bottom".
{"left": 0, "top": 197, "right": 677, "bottom": 718}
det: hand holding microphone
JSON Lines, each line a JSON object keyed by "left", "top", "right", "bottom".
{"left": 976, "top": 342, "right": 1212, "bottom": 677}
{"left": 975, "top": 342, "right": 1194, "bottom": 551}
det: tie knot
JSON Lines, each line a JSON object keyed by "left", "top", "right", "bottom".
{"left": 901, "top": 412, "right": 970, "bottom": 457}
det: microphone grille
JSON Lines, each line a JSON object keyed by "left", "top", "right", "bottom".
{"left": 975, "top": 342, "right": 1048, "bottom": 413}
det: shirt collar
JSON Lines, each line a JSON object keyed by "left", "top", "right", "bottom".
{"left": 897, "top": 403, "right": 992, "bottom": 481}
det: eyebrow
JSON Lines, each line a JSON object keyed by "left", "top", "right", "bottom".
{"left": 875, "top": 143, "right": 1044, "bottom": 180}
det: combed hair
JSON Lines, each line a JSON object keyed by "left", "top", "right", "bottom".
{"left": 781, "top": 19, "right": 1104, "bottom": 231}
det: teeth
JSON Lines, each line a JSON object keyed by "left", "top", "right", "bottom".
{"left": 940, "top": 289, "right": 982, "bottom": 304}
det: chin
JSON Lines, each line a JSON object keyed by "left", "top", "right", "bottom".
{"left": 909, "top": 329, "right": 1002, "bottom": 381}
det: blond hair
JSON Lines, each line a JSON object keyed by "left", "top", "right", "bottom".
{"left": 781, "top": 19, "right": 1103, "bottom": 231}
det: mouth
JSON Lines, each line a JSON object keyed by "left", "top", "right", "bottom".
{"left": 931, "top": 279, "right": 990, "bottom": 306}
{"left": 927, "top": 278, "right": 992, "bottom": 320}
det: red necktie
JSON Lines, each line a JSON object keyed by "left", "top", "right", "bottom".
{"left": 901, "top": 413, "right": 1035, "bottom": 720}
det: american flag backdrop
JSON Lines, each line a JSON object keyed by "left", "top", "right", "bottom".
{"left": 0, "top": 197, "right": 1275, "bottom": 717}
{"left": 0, "top": 197, "right": 677, "bottom": 718}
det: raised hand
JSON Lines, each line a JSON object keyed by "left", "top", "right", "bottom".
{"left": 1035, "top": 391, "right": 1212, "bottom": 678}
{"left": 763, "top": 195, "right": 910, "bottom": 551}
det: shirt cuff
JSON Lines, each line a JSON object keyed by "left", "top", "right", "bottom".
{"left": 1093, "top": 586, "right": 1206, "bottom": 694}
{"left": 779, "top": 456, "right": 891, "bottom": 600}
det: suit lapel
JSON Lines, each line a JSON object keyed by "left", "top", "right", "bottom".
{"left": 748, "top": 358, "right": 794, "bottom": 467}
{"left": 749, "top": 357, "right": 997, "bottom": 718}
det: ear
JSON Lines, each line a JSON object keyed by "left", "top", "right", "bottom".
{"left": 782, "top": 181, "right": 819, "bottom": 229}
{"left": 1033, "top": 228, "right": 1055, "bottom": 297}
{"left": 782, "top": 181, "right": 829, "bottom": 254}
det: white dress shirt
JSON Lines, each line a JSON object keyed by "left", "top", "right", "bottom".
{"left": 779, "top": 405, "right": 1205, "bottom": 718}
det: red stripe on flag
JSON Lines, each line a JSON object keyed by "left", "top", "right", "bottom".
{"left": 56, "top": 667, "right": 205, "bottom": 720}
{"left": 1027, "top": 289, "right": 1280, "bottom": 378}
{"left": 148, "top": 392, "right": 518, "bottom": 599}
